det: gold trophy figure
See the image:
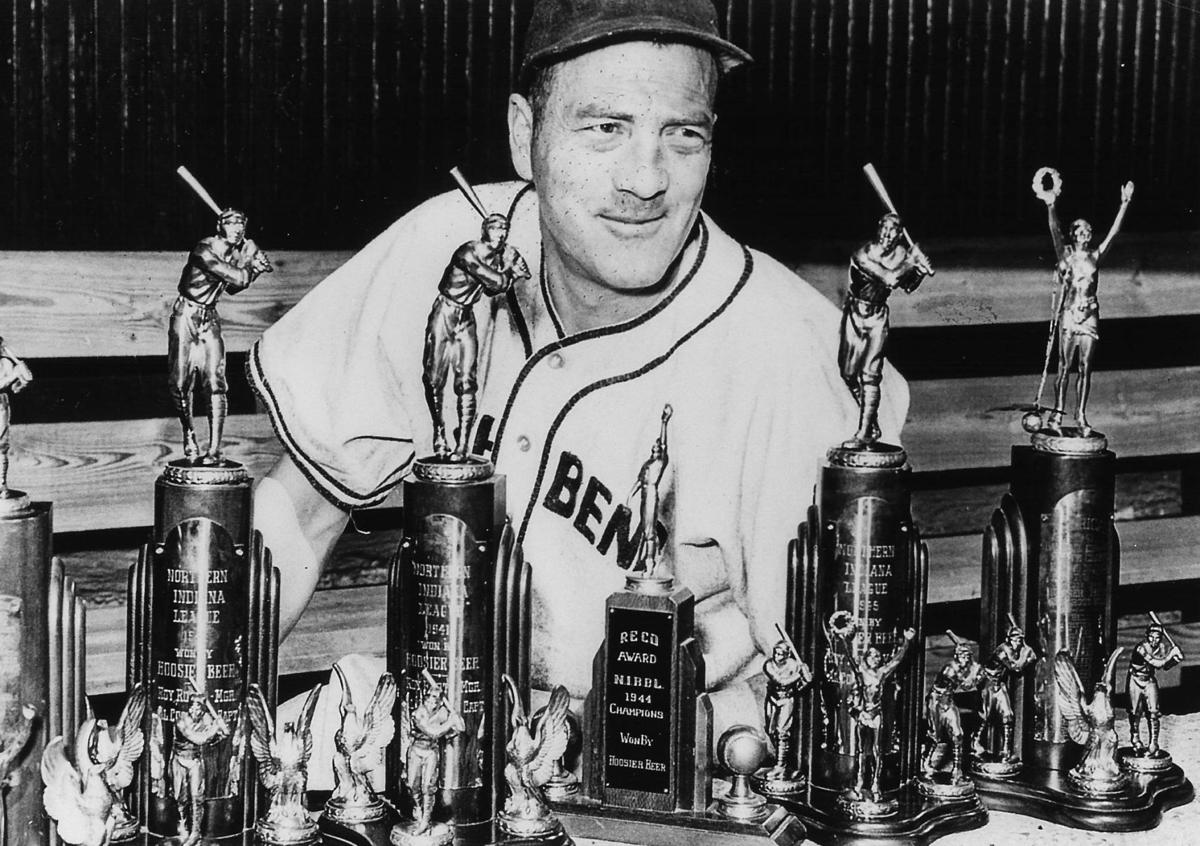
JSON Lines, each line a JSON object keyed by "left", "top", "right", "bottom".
{"left": 41, "top": 685, "right": 146, "bottom": 846}
{"left": 758, "top": 623, "right": 812, "bottom": 796}
{"left": 971, "top": 619, "right": 1038, "bottom": 776}
{"left": 423, "top": 169, "right": 531, "bottom": 463}
{"left": 1024, "top": 167, "right": 1133, "bottom": 436}
{"left": 172, "top": 166, "right": 273, "bottom": 464}
{"left": 325, "top": 665, "right": 397, "bottom": 826}
{"left": 629, "top": 404, "right": 672, "bottom": 582}
{"left": 496, "top": 676, "right": 573, "bottom": 844}
{"left": 1054, "top": 648, "right": 1127, "bottom": 795}
{"left": 393, "top": 671, "right": 465, "bottom": 846}
{"left": 246, "top": 683, "right": 323, "bottom": 845}
{"left": 1123, "top": 613, "right": 1185, "bottom": 772}
{"left": 918, "top": 633, "right": 982, "bottom": 799}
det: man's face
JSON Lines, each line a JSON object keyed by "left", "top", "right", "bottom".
{"left": 483, "top": 219, "right": 508, "bottom": 246}
{"left": 510, "top": 42, "right": 717, "bottom": 294}
{"left": 954, "top": 648, "right": 971, "bottom": 667}
{"left": 1071, "top": 220, "right": 1092, "bottom": 248}
{"left": 220, "top": 219, "right": 246, "bottom": 244}
{"left": 773, "top": 644, "right": 789, "bottom": 663}
{"left": 1007, "top": 632, "right": 1024, "bottom": 649}
{"left": 864, "top": 647, "right": 882, "bottom": 669}
{"left": 1148, "top": 629, "right": 1162, "bottom": 647}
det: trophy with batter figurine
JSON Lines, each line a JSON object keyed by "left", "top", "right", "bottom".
{"left": 125, "top": 166, "right": 281, "bottom": 844}
{"left": 771, "top": 165, "right": 988, "bottom": 842}
{"left": 977, "top": 168, "right": 1192, "bottom": 828}
{"left": 380, "top": 167, "right": 533, "bottom": 846}
{"left": 0, "top": 343, "right": 89, "bottom": 846}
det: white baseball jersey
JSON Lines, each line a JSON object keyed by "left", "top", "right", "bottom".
{"left": 252, "top": 181, "right": 908, "bottom": 774}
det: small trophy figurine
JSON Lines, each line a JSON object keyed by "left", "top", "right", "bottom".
{"left": 393, "top": 671, "right": 465, "bottom": 846}
{"left": 834, "top": 621, "right": 917, "bottom": 819}
{"left": 41, "top": 685, "right": 146, "bottom": 846}
{"left": 840, "top": 164, "right": 933, "bottom": 448}
{"left": 246, "top": 682, "right": 323, "bottom": 845}
{"left": 629, "top": 404, "right": 672, "bottom": 581}
{"left": 1024, "top": 166, "right": 1133, "bottom": 436}
{"left": 1123, "top": 613, "right": 1184, "bottom": 772}
{"left": 758, "top": 623, "right": 812, "bottom": 796}
{"left": 1054, "top": 647, "right": 1127, "bottom": 795}
{"left": 715, "top": 726, "right": 772, "bottom": 823}
{"left": 919, "top": 633, "right": 982, "bottom": 799}
{"left": 424, "top": 168, "right": 530, "bottom": 462}
{"left": 532, "top": 702, "right": 582, "bottom": 800}
{"left": 172, "top": 683, "right": 234, "bottom": 844}
{"left": 496, "top": 676, "right": 572, "bottom": 844}
{"left": 325, "top": 665, "right": 397, "bottom": 826}
{"left": 0, "top": 337, "right": 32, "bottom": 505}
{"left": 971, "top": 618, "right": 1037, "bottom": 776}
{"left": 172, "top": 166, "right": 273, "bottom": 464}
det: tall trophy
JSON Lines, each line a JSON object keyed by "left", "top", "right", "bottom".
{"left": 774, "top": 166, "right": 987, "bottom": 842}
{"left": 976, "top": 168, "right": 1192, "bottom": 828}
{"left": 1, "top": 345, "right": 89, "bottom": 846}
{"left": 383, "top": 168, "right": 532, "bottom": 846}
{"left": 126, "top": 168, "right": 280, "bottom": 844}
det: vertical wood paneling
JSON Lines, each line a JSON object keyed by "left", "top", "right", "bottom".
{"left": 0, "top": 0, "right": 1197, "bottom": 247}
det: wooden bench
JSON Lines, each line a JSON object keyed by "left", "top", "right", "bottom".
{"left": 4, "top": 235, "right": 1197, "bottom": 695}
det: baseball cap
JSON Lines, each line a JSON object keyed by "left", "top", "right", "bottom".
{"left": 520, "top": 0, "right": 752, "bottom": 87}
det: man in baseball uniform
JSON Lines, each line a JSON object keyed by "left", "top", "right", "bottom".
{"left": 254, "top": 0, "right": 907, "bottom": 781}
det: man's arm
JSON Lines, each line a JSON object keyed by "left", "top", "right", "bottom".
{"left": 850, "top": 246, "right": 906, "bottom": 290}
{"left": 1045, "top": 200, "right": 1066, "bottom": 259}
{"left": 253, "top": 454, "right": 350, "bottom": 638}
{"left": 455, "top": 245, "right": 512, "bottom": 295}
{"left": 192, "top": 241, "right": 253, "bottom": 292}
{"left": 881, "top": 628, "right": 917, "bottom": 677}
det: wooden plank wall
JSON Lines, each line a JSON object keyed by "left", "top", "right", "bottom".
{"left": 1, "top": 0, "right": 1198, "bottom": 250}
{"left": 3, "top": 234, "right": 1197, "bottom": 694}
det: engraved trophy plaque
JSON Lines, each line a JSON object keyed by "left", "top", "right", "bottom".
{"left": 976, "top": 169, "right": 1192, "bottom": 829}
{"left": 0, "top": 348, "right": 88, "bottom": 846}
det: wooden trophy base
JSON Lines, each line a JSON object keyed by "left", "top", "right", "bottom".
{"left": 974, "top": 764, "right": 1194, "bottom": 831}
{"left": 771, "top": 784, "right": 987, "bottom": 846}
{"left": 551, "top": 798, "right": 804, "bottom": 846}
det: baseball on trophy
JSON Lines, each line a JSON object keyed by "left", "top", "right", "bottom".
{"left": 1021, "top": 410, "right": 1044, "bottom": 434}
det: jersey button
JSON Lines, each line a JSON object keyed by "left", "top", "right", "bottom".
{"left": 548, "top": 352, "right": 565, "bottom": 369}
{"left": 516, "top": 435, "right": 532, "bottom": 452}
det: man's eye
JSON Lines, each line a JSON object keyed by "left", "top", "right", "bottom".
{"left": 590, "top": 122, "right": 621, "bottom": 134}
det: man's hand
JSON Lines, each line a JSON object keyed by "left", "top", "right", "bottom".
{"left": 902, "top": 627, "right": 917, "bottom": 641}
{"left": 910, "top": 246, "right": 933, "bottom": 276}
{"left": 251, "top": 250, "right": 274, "bottom": 276}
{"left": 1120, "top": 181, "right": 1135, "bottom": 204}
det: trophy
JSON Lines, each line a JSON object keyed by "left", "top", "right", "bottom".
{"left": 495, "top": 676, "right": 572, "bottom": 845}
{"left": 127, "top": 171, "right": 280, "bottom": 843}
{"left": 1121, "top": 613, "right": 1184, "bottom": 773}
{"left": 385, "top": 168, "right": 532, "bottom": 845}
{"left": 1, "top": 347, "right": 89, "bottom": 846}
{"left": 1052, "top": 648, "right": 1127, "bottom": 796}
{"left": 976, "top": 168, "right": 1192, "bottom": 828}
{"left": 531, "top": 703, "right": 581, "bottom": 801}
{"left": 324, "top": 667, "right": 397, "bottom": 828}
{"left": 918, "top": 634, "right": 981, "bottom": 800}
{"left": 770, "top": 166, "right": 987, "bottom": 841}
{"left": 755, "top": 624, "right": 812, "bottom": 797}
{"left": 246, "top": 682, "right": 323, "bottom": 846}
{"left": 41, "top": 686, "right": 146, "bottom": 846}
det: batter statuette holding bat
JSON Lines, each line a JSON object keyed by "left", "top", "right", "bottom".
{"left": 423, "top": 168, "right": 531, "bottom": 463}
{"left": 171, "top": 165, "right": 274, "bottom": 464}
{"left": 840, "top": 164, "right": 933, "bottom": 448}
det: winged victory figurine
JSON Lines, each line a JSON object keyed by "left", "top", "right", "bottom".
{"left": 324, "top": 663, "right": 397, "bottom": 825}
{"left": 41, "top": 685, "right": 146, "bottom": 846}
{"left": 497, "top": 674, "right": 572, "bottom": 841}
{"left": 245, "top": 682, "right": 322, "bottom": 845}
{"left": 1054, "top": 647, "right": 1127, "bottom": 795}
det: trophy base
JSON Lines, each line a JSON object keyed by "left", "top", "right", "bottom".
{"left": 974, "top": 763, "right": 1194, "bottom": 831}
{"left": 916, "top": 773, "right": 977, "bottom": 801}
{"left": 318, "top": 802, "right": 400, "bottom": 846}
{"left": 257, "top": 815, "right": 322, "bottom": 845}
{"left": 497, "top": 811, "right": 574, "bottom": 844}
{"left": 1120, "top": 747, "right": 1175, "bottom": 774}
{"left": 970, "top": 757, "right": 1023, "bottom": 778}
{"left": 753, "top": 770, "right": 807, "bottom": 797}
{"left": 325, "top": 795, "right": 388, "bottom": 825}
{"left": 836, "top": 791, "right": 899, "bottom": 820}
{"left": 826, "top": 441, "right": 907, "bottom": 469}
{"left": 0, "top": 488, "right": 31, "bottom": 515}
{"left": 162, "top": 457, "right": 249, "bottom": 485}
{"left": 552, "top": 798, "right": 805, "bottom": 846}
{"left": 412, "top": 454, "right": 494, "bottom": 483}
{"left": 543, "top": 778, "right": 580, "bottom": 801}
{"left": 1067, "top": 768, "right": 1129, "bottom": 797}
{"left": 771, "top": 784, "right": 988, "bottom": 846}
{"left": 388, "top": 820, "right": 455, "bottom": 846}
{"left": 1031, "top": 429, "right": 1108, "bottom": 454}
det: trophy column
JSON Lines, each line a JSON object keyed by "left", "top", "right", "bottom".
{"left": 387, "top": 458, "right": 507, "bottom": 844}
{"left": 128, "top": 462, "right": 280, "bottom": 845}
{"left": 1, "top": 494, "right": 86, "bottom": 846}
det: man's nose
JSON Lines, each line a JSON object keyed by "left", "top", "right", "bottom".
{"left": 615, "top": 135, "right": 668, "bottom": 200}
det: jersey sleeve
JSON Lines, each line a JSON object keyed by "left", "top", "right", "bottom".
{"left": 248, "top": 196, "right": 467, "bottom": 508}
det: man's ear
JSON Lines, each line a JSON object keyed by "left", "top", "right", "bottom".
{"left": 508, "top": 93, "right": 534, "bottom": 182}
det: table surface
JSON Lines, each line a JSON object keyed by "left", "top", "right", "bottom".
{"left": 574, "top": 711, "right": 1198, "bottom": 846}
